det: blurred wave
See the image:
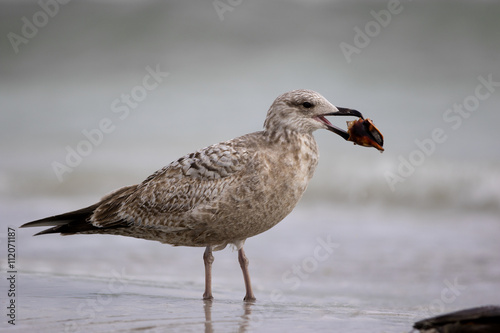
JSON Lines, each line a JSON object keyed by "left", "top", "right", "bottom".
{"left": 3, "top": 148, "right": 500, "bottom": 214}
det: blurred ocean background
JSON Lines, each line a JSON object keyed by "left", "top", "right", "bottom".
{"left": 1, "top": 1, "right": 499, "bottom": 332}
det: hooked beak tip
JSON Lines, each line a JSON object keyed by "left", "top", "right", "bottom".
{"left": 331, "top": 107, "right": 364, "bottom": 119}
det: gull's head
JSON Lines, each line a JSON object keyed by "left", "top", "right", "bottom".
{"left": 264, "top": 89, "right": 363, "bottom": 139}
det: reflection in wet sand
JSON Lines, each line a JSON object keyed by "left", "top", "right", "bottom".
{"left": 203, "top": 300, "right": 254, "bottom": 333}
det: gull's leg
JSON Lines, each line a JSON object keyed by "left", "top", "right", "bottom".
{"left": 203, "top": 246, "right": 214, "bottom": 300}
{"left": 238, "top": 247, "right": 256, "bottom": 302}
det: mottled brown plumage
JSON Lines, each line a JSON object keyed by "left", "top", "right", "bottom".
{"left": 21, "top": 89, "right": 369, "bottom": 301}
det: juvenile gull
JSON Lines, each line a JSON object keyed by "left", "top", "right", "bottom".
{"left": 21, "top": 89, "right": 368, "bottom": 301}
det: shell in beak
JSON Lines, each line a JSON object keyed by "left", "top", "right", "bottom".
{"left": 346, "top": 118, "right": 384, "bottom": 152}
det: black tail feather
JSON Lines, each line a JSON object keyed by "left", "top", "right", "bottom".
{"left": 21, "top": 203, "right": 101, "bottom": 236}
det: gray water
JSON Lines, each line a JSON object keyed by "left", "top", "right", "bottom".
{"left": 1, "top": 1, "right": 499, "bottom": 332}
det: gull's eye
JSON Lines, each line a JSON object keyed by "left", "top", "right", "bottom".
{"left": 302, "top": 102, "right": 314, "bottom": 108}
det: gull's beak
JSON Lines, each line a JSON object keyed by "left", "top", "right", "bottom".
{"left": 316, "top": 107, "right": 364, "bottom": 140}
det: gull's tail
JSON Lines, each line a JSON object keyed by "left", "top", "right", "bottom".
{"left": 20, "top": 204, "right": 100, "bottom": 236}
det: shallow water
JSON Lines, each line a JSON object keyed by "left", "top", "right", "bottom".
{"left": 2, "top": 201, "right": 499, "bottom": 332}
{"left": 6, "top": 274, "right": 415, "bottom": 333}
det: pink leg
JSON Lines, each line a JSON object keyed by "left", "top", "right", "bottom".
{"left": 203, "top": 246, "right": 214, "bottom": 300}
{"left": 238, "top": 247, "right": 256, "bottom": 302}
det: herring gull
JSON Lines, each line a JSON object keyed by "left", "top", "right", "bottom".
{"left": 21, "top": 89, "right": 380, "bottom": 301}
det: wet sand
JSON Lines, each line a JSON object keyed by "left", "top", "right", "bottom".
{"left": 8, "top": 273, "right": 416, "bottom": 333}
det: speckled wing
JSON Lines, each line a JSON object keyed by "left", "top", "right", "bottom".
{"left": 90, "top": 140, "right": 251, "bottom": 231}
